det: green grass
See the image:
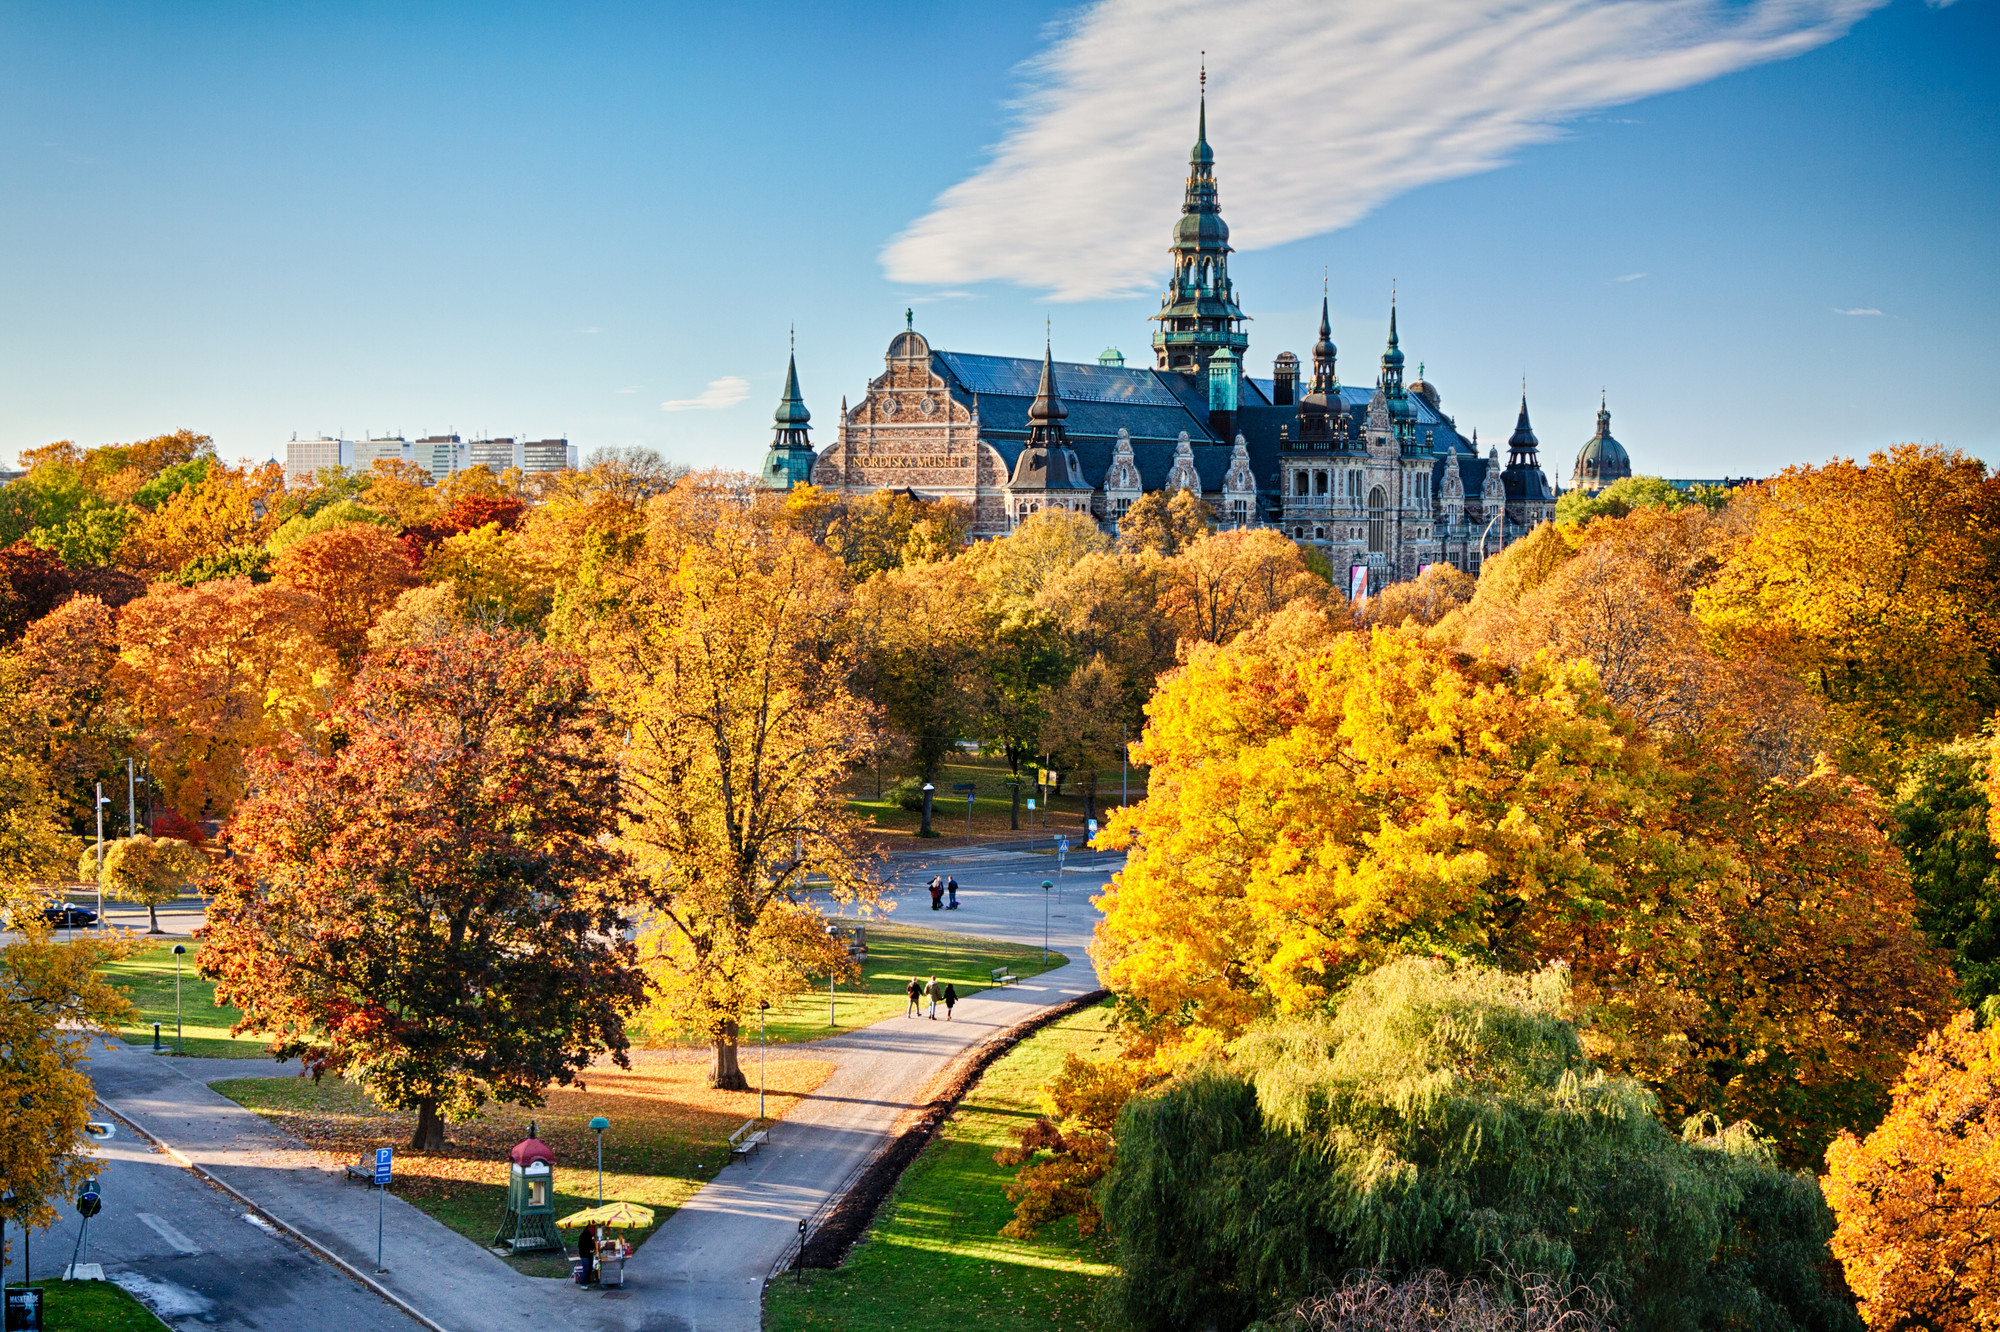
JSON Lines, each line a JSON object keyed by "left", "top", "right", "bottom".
{"left": 745, "top": 921, "right": 1066, "bottom": 1045}
{"left": 765, "top": 1000, "right": 1121, "bottom": 1332}
{"left": 14, "top": 1280, "right": 168, "bottom": 1330}
{"left": 98, "top": 940, "right": 265, "bottom": 1058}
{"left": 847, "top": 754, "right": 1145, "bottom": 843}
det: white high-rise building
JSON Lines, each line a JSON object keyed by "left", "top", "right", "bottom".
{"left": 521, "top": 438, "right": 577, "bottom": 474}
{"left": 285, "top": 436, "right": 354, "bottom": 486}
{"left": 353, "top": 435, "right": 413, "bottom": 472}
{"left": 415, "top": 434, "right": 466, "bottom": 483}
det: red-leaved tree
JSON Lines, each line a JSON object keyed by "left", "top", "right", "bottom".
{"left": 201, "top": 626, "right": 645, "bottom": 1148}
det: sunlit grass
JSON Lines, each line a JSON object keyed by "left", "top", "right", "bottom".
{"left": 99, "top": 938, "right": 265, "bottom": 1059}
{"left": 765, "top": 1000, "right": 1120, "bottom": 1331}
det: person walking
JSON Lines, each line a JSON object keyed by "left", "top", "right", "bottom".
{"left": 946, "top": 877, "right": 960, "bottom": 910}
{"left": 928, "top": 877, "right": 944, "bottom": 911}
{"left": 943, "top": 982, "right": 958, "bottom": 1020}
{"left": 579, "top": 1222, "right": 599, "bottom": 1285}
{"left": 925, "top": 975, "right": 941, "bottom": 1019}
{"left": 906, "top": 975, "right": 922, "bottom": 1017}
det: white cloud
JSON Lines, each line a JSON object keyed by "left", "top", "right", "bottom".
{"left": 1833, "top": 306, "right": 1883, "bottom": 315}
{"left": 1615, "top": 272, "right": 1648, "bottom": 282}
{"left": 885, "top": 0, "right": 1888, "bottom": 300}
{"left": 661, "top": 377, "right": 751, "bottom": 412}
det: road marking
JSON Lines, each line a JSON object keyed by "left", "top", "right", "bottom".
{"left": 137, "top": 1211, "right": 200, "bottom": 1254}
{"left": 242, "top": 1211, "right": 282, "bottom": 1236}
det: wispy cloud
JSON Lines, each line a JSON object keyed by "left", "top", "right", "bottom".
{"left": 886, "top": 0, "right": 1887, "bottom": 300}
{"left": 661, "top": 377, "right": 751, "bottom": 412}
{"left": 1615, "top": 272, "right": 1648, "bottom": 283}
{"left": 1833, "top": 307, "right": 1883, "bottom": 316}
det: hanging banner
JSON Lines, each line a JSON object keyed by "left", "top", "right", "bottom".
{"left": 1349, "top": 565, "right": 1370, "bottom": 607}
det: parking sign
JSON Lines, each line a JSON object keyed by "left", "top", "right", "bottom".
{"left": 374, "top": 1147, "right": 393, "bottom": 1185}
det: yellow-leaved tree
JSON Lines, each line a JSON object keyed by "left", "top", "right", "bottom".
{"left": 1824, "top": 1012, "right": 2000, "bottom": 1332}
{"left": 582, "top": 477, "right": 880, "bottom": 1088}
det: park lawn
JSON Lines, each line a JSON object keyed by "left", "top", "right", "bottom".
{"left": 29, "top": 1279, "right": 168, "bottom": 1330}
{"left": 213, "top": 1050, "right": 833, "bottom": 1279}
{"left": 98, "top": 940, "right": 265, "bottom": 1059}
{"left": 847, "top": 754, "right": 1144, "bottom": 845}
{"left": 739, "top": 921, "right": 1066, "bottom": 1046}
{"left": 765, "top": 999, "right": 1120, "bottom": 1332}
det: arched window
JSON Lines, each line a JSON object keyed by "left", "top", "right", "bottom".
{"left": 1367, "top": 486, "right": 1387, "bottom": 552}
{"left": 1315, "top": 470, "right": 1329, "bottom": 496}
{"left": 1313, "top": 526, "right": 1325, "bottom": 540}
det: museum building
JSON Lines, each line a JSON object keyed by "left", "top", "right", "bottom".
{"left": 758, "top": 95, "right": 1634, "bottom": 585}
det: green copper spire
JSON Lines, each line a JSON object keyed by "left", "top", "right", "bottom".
{"left": 760, "top": 337, "right": 815, "bottom": 491}
{"left": 1152, "top": 66, "right": 1248, "bottom": 381}
{"left": 774, "top": 352, "right": 810, "bottom": 429}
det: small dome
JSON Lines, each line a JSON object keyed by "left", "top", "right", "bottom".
{"left": 510, "top": 1137, "right": 555, "bottom": 1168}
{"left": 887, "top": 329, "right": 930, "bottom": 361}
{"left": 1174, "top": 210, "right": 1229, "bottom": 247}
{"left": 1570, "top": 404, "right": 1632, "bottom": 490}
{"left": 1408, "top": 365, "right": 1438, "bottom": 409}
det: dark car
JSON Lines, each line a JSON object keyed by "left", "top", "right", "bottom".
{"left": 41, "top": 903, "right": 99, "bottom": 928}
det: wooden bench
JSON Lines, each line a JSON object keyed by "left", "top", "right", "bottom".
{"left": 729, "top": 1120, "right": 769, "bottom": 1159}
{"left": 343, "top": 1155, "right": 376, "bottom": 1184}
{"left": 990, "top": 966, "right": 1017, "bottom": 987}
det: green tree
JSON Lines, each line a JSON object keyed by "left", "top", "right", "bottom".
{"left": 1099, "top": 958, "right": 1862, "bottom": 1332}
{"left": 76, "top": 835, "right": 204, "bottom": 934}
{"left": 1891, "top": 739, "right": 2000, "bottom": 1011}
{"left": 1553, "top": 474, "right": 1690, "bottom": 526}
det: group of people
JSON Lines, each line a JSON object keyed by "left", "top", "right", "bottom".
{"left": 907, "top": 974, "right": 957, "bottom": 1020}
{"left": 927, "top": 875, "right": 960, "bottom": 910}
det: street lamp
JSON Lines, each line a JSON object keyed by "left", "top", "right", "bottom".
{"left": 94, "top": 783, "right": 111, "bottom": 927}
{"left": 589, "top": 1116, "right": 610, "bottom": 1204}
{"left": 171, "top": 944, "right": 187, "bottom": 1054}
{"left": 1042, "top": 880, "right": 1053, "bottom": 966}
{"left": 759, "top": 1001, "right": 769, "bottom": 1120}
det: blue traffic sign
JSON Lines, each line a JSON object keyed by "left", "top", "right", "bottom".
{"left": 374, "top": 1147, "right": 393, "bottom": 1185}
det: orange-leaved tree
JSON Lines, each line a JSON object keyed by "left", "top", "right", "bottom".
{"left": 118, "top": 460, "right": 287, "bottom": 576}
{"left": 270, "top": 522, "right": 421, "bottom": 671}
{"left": 202, "top": 627, "right": 644, "bottom": 1148}
{"left": 581, "top": 477, "right": 880, "bottom": 1089}
{"left": 115, "top": 577, "right": 334, "bottom": 820}
{"left": 1824, "top": 1012, "right": 2000, "bottom": 1332}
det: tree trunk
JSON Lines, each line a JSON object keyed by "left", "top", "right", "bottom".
{"left": 1009, "top": 783, "right": 1020, "bottom": 831}
{"left": 710, "top": 1021, "right": 749, "bottom": 1091}
{"left": 411, "top": 1099, "right": 446, "bottom": 1150}
{"left": 148, "top": 900, "right": 163, "bottom": 934}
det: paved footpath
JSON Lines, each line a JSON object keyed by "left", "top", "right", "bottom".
{"left": 85, "top": 851, "right": 1113, "bottom": 1332}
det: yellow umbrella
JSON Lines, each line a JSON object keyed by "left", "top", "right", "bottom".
{"left": 558, "top": 1202, "right": 656, "bottom": 1230}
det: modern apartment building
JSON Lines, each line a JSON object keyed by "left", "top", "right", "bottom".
{"left": 285, "top": 435, "right": 354, "bottom": 486}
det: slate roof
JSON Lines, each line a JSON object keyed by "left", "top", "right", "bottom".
{"left": 926, "top": 348, "right": 1523, "bottom": 504}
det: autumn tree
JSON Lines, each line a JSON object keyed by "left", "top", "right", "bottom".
{"left": 966, "top": 508, "right": 1110, "bottom": 602}
{"left": 119, "top": 460, "right": 287, "bottom": 576}
{"left": 1038, "top": 654, "right": 1128, "bottom": 819}
{"left": 1097, "top": 619, "right": 1951, "bottom": 1162}
{"left": 1695, "top": 445, "right": 2000, "bottom": 786}
{"left": 265, "top": 498, "right": 398, "bottom": 556}
{"left": 852, "top": 556, "right": 988, "bottom": 784}
{"left": 1159, "top": 527, "right": 1332, "bottom": 646}
{"left": 11, "top": 596, "right": 129, "bottom": 828}
{"left": 202, "top": 628, "right": 643, "bottom": 1149}
{"left": 78, "top": 834, "right": 203, "bottom": 933}
{"left": 0, "top": 658, "right": 131, "bottom": 1262}
{"left": 115, "top": 577, "right": 334, "bottom": 819}
{"left": 1037, "top": 550, "right": 1181, "bottom": 725}
{"left": 271, "top": 523, "right": 422, "bottom": 671}
{"left": 1356, "top": 561, "right": 1474, "bottom": 629}
{"left": 0, "top": 540, "right": 75, "bottom": 645}
{"left": 357, "top": 459, "right": 440, "bottom": 527}
{"left": 582, "top": 479, "right": 878, "bottom": 1089}
{"left": 1825, "top": 1011, "right": 2000, "bottom": 1332}
{"left": 422, "top": 523, "right": 551, "bottom": 630}
{"left": 1116, "top": 488, "right": 1214, "bottom": 555}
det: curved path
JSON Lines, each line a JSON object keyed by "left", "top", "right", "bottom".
{"left": 83, "top": 848, "right": 1114, "bottom": 1332}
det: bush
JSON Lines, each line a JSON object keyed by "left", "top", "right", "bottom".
{"left": 886, "top": 775, "right": 929, "bottom": 812}
{"left": 1097, "top": 958, "right": 1861, "bottom": 1332}
{"left": 1266, "top": 1269, "right": 1618, "bottom": 1332}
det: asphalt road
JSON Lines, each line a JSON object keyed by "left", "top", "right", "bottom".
{"left": 6, "top": 1107, "right": 418, "bottom": 1331}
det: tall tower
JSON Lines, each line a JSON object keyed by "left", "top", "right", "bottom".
{"left": 1310, "top": 292, "right": 1338, "bottom": 395}
{"left": 1380, "top": 304, "right": 1419, "bottom": 454}
{"left": 1151, "top": 74, "right": 1249, "bottom": 385}
{"left": 759, "top": 343, "right": 816, "bottom": 491}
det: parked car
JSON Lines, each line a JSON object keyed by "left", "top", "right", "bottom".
{"left": 41, "top": 903, "right": 99, "bottom": 928}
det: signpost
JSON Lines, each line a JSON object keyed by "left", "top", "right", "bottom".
{"left": 953, "top": 782, "right": 975, "bottom": 843}
{"left": 373, "top": 1147, "right": 392, "bottom": 1273}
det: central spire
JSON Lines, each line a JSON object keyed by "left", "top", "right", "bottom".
{"left": 1152, "top": 73, "right": 1249, "bottom": 379}
{"left": 1311, "top": 288, "right": 1338, "bottom": 394}
{"left": 1027, "top": 339, "right": 1069, "bottom": 436}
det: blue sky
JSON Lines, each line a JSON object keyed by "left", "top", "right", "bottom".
{"left": 2, "top": 0, "right": 1994, "bottom": 480}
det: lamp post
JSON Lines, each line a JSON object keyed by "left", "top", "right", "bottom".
{"left": 171, "top": 944, "right": 186, "bottom": 1054}
{"left": 758, "top": 1001, "right": 769, "bottom": 1120}
{"left": 919, "top": 782, "right": 935, "bottom": 838}
{"left": 94, "top": 783, "right": 109, "bottom": 927}
{"left": 1042, "top": 880, "right": 1052, "bottom": 966}
{"left": 589, "top": 1116, "right": 610, "bottom": 1204}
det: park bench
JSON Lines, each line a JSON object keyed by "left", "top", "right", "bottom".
{"left": 343, "top": 1154, "right": 376, "bottom": 1184}
{"left": 990, "top": 966, "right": 1017, "bottom": 987}
{"left": 729, "top": 1120, "right": 768, "bottom": 1159}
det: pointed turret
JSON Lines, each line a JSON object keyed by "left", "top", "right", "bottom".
{"left": 1311, "top": 292, "right": 1338, "bottom": 394}
{"left": 1026, "top": 341, "right": 1069, "bottom": 441}
{"left": 1379, "top": 301, "right": 1417, "bottom": 450}
{"left": 1007, "top": 341, "right": 1091, "bottom": 510}
{"left": 1507, "top": 391, "right": 1539, "bottom": 467}
{"left": 759, "top": 339, "right": 817, "bottom": 491}
{"left": 1151, "top": 75, "right": 1249, "bottom": 379}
